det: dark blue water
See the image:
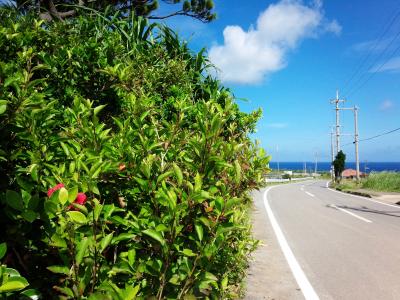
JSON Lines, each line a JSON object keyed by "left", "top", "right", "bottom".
{"left": 269, "top": 162, "right": 400, "bottom": 173}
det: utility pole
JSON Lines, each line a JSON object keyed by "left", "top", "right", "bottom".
{"left": 354, "top": 106, "right": 360, "bottom": 181}
{"left": 314, "top": 151, "right": 318, "bottom": 174}
{"left": 330, "top": 131, "right": 335, "bottom": 180}
{"left": 330, "top": 91, "right": 345, "bottom": 155}
{"left": 276, "top": 145, "right": 280, "bottom": 174}
{"left": 329, "top": 92, "right": 361, "bottom": 182}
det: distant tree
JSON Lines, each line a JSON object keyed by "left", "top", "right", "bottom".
{"left": 10, "top": 0, "right": 216, "bottom": 22}
{"left": 333, "top": 150, "right": 346, "bottom": 182}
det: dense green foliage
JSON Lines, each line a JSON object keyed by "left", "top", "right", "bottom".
{"left": 0, "top": 8, "right": 269, "bottom": 299}
{"left": 361, "top": 172, "right": 400, "bottom": 193}
{"left": 333, "top": 150, "right": 346, "bottom": 182}
{"left": 12, "top": 0, "right": 216, "bottom": 22}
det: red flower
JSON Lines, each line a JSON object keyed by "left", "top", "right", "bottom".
{"left": 47, "top": 183, "right": 65, "bottom": 197}
{"left": 74, "top": 193, "right": 87, "bottom": 205}
{"left": 68, "top": 193, "right": 87, "bottom": 211}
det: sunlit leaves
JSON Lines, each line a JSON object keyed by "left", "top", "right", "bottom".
{"left": 0, "top": 9, "right": 270, "bottom": 300}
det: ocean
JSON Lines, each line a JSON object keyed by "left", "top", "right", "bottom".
{"left": 268, "top": 162, "right": 400, "bottom": 173}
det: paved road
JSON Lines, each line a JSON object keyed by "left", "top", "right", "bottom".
{"left": 265, "top": 180, "right": 400, "bottom": 300}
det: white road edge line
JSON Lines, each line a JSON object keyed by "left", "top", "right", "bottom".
{"left": 305, "top": 191, "right": 315, "bottom": 197}
{"left": 264, "top": 187, "right": 320, "bottom": 300}
{"left": 329, "top": 204, "right": 372, "bottom": 223}
{"left": 325, "top": 181, "right": 400, "bottom": 209}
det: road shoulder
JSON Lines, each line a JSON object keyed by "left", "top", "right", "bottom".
{"left": 244, "top": 189, "right": 303, "bottom": 300}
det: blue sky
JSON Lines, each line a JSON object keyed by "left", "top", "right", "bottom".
{"left": 160, "top": 0, "right": 400, "bottom": 162}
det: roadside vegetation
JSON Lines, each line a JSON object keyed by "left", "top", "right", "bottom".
{"left": 361, "top": 172, "right": 400, "bottom": 193}
{"left": 0, "top": 7, "right": 270, "bottom": 299}
{"left": 332, "top": 172, "right": 400, "bottom": 194}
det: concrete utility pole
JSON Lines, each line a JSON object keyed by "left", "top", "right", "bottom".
{"left": 330, "top": 131, "right": 335, "bottom": 180}
{"left": 354, "top": 106, "right": 360, "bottom": 181}
{"left": 314, "top": 151, "right": 318, "bottom": 174}
{"left": 276, "top": 145, "right": 280, "bottom": 174}
{"left": 330, "top": 91, "right": 345, "bottom": 155}
{"left": 329, "top": 92, "right": 361, "bottom": 182}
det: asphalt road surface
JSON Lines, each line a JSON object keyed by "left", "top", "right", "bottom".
{"left": 264, "top": 180, "right": 400, "bottom": 300}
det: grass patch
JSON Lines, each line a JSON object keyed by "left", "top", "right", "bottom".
{"left": 333, "top": 180, "right": 359, "bottom": 191}
{"left": 361, "top": 172, "right": 400, "bottom": 193}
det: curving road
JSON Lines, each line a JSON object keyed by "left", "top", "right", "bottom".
{"left": 263, "top": 180, "right": 400, "bottom": 300}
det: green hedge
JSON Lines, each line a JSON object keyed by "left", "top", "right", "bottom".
{"left": 0, "top": 9, "right": 270, "bottom": 299}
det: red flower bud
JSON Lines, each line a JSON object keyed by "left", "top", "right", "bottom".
{"left": 47, "top": 183, "right": 65, "bottom": 197}
{"left": 67, "top": 192, "right": 87, "bottom": 211}
{"left": 74, "top": 193, "right": 87, "bottom": 205}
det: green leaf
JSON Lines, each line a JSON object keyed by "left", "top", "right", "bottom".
{"left": 204, "top": 271, "right": 218, "bottom": 281}
{"left": 47, "top": 265, "right": 70, "bottom": 275}
{"left": 21, "top": 210, "right": 37, "bottom": 222}
{"left": 195, "top": 223, "right": 203, "bottom": 242}
{"left": 93, "top": 198, "right": 103, "bottom": 222}
{"left": 66, "top": 211, "right": 87, "bottom": 224}
{"left": 5, "top": 268, "right": 20, "bottom": 277}
{"left": 112, "top": 233, "right": 135, "bottom": 244}
{"left": 49, "top": 233, "right": 67, "bottom": 248}
{"left": 100, "top": 233, "right": 114, "bottom": 252}
{"left": 6, "top": 190, "right": 23, "bottom": 211}
{"left": 234, "top": 160, "right": 241, "bottom": 184}
{"left": 182, "top": 248, "right": 196, "bottom": 257}
{"left": 221, "top": 276, "right": 228, "bottom": 290}
{"left": 169, "top": 274, "right": 181, "bottom": 285}
{"left": 142, "top": 229, "right": 166, "bottom": 246}
{"left": 194, "top": 173, "right": 202, "bottom": 192}
{"left": 0, "top": 276, "right": 29, "bottom": 292}
{"left": 0, "top": 104, "right": 6, "bottom": 115}
{"left": 60, "top": 142, "right": 70, "bottom": 156}
{"left": 94, "top": 104, "right": 106, "bottom": 116}
{"left": 183, "top": 294, "right": 197, "bottom": 300}
{"left": 70, "top": 203, "right": 88, "bottom": 214}
{"left": 58, "top": 187, "right": 68, "bottom": 205}
{"left": 173, "top": 163, "right": 183, "bottom": 185}
{"left": 54, "top": 286, "right": 74, "bottom": 298}
{"left": 210, "top": 114, "right": 221, "bottom": 135}
{"left": 122, "top": 285, "right": 140, "bottom": 300}
{"left": 225, "top": 197, "right": 241, "bottom": 210}
{"left": 68, "top": 186, "right": 79, "bottom": 203}
{"left": 128, "top": 249, "right": 136, "bottom": 267}
{"left": 156, "top": 171, "right": 173, "bottom": 184}
{"left": 75, "top": 237, "right": 89, "bottom": 265}
{"left": 0, "top": 243, "right": 7, "bottom": 260}
{"left": 198, "top": 216, "right": 211, "bottom": 228}
{"left": 44, "top": 201, "right": 57, "bottom": 217}
{"left": 134, "top": 176, "right": 148, "bottom": 189}
{"left": 28, "top": 164, "right": 39, "bottom": 182}
{"left": 89, "top": 182, "right": 100, "bottom": 195}
{"left": 20, "top": 289, "right": 41, "bottom": 299}
{"left": 140, "top": 162, "right": 151, "bottom": 179}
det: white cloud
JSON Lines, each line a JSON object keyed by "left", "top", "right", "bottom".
{"left": 209, "top": 0, "right": 341, "bottom": 84}
{"left": 380, "top": 100, "right": 394, "bottom": 111}
{"left": 324, "top": 20, "right": 342, "bottom": 36}
{"left": 370, "top": 56, "right": 400, "bottom": 73}
{"left": 267, "top": 122, "right": 289, "bottom": 128}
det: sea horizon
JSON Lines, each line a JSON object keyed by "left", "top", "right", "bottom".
{"left": 268, "top": 161, "right": 400, "bottom": 173}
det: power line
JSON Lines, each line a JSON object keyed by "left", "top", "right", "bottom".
{"left": 345, "top": 38, "right": 400, "bottom": 98}
{"left": 341, "top": 7, "right": 400, "bottom": 95}
{"left": 342, "top": 126, "right": 400, "bottom": 146}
